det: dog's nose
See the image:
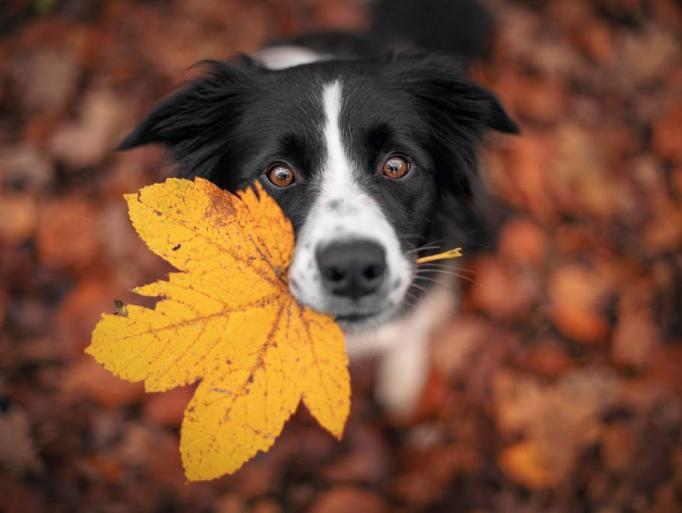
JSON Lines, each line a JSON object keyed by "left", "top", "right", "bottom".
{"left": 316, "top": 240, "right": 387, "bottom": 299}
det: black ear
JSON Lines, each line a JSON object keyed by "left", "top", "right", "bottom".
{"left": 387, "top": 54, "right": 518, "bottom": 195}
{"left": 475, "top": 85, "right": 519, "bottom": 134}
{"left": 118, "top": 59, "right": 258, "bottom": 176}
{"left": 389, "top": 54, "right": 518, "bottom": 136}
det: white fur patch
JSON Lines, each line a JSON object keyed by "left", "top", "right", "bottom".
{"left": 288, "top": 80, "right": 412, "bottom": 328}
{"left": 256, "top": 45, "right": 327, "bottom": 70}
{"left": 348, "top": 282, "right": 458, "bottom": 414}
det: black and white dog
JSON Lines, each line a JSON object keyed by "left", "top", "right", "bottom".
{"left": 119, "top": 0, "right": 517, "bottom": 414}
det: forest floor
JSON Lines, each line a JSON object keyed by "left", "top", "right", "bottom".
{"left": 1, "top": 1, "right": 681, "bottom": 512}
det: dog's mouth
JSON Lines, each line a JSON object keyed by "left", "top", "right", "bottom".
{"left": 333, "top": 304, "right": 399, "bottom": 332}
{"left": 335, "top": 311, "right": 379, "bottom": 323}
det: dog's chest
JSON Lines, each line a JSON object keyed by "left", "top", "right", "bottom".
{"left": 344, "top": 284, "right": 458, "bottom": 359}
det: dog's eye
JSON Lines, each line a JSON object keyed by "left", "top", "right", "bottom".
{"left": 382, "top": 156, "right": 411, "bottom": 180}
{"left": 266, "top": 164, "right": 296, "bottom": 187}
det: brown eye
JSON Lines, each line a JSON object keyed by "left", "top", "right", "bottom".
{"left": 382, "top": 156, "right": 411, "bottom": 179}
{"left": 266, "top": 164, "right": 296, "bottom": 187}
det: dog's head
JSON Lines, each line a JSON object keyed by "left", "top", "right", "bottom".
{"left": 120, "top": 54, "right": 517, "bottom": 332}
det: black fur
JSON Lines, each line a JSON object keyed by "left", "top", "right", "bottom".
{"left": 372, "top": 0, "right": 497, "bottom": 62}
{"left": 120, "top": 54, "right": 515, "bottom": 250}
{"left": 118, "top": 0, "right": 518, "bottom": 320}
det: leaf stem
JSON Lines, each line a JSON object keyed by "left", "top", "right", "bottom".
{"left": 415, "top": 247, "right": 463, "bottom": 264}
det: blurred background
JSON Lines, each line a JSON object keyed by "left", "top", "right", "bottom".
{"left": 0, "top": 0, "right": 681, "bottom": 512}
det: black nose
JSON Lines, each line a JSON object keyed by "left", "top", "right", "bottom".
{"left": 316, "top": 240, "right": 387, "bottom": 299}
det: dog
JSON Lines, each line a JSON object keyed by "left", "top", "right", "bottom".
{"left": 118, "top": 0, "right": 518, "bottom": 414}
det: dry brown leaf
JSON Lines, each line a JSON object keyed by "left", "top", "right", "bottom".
{"left": 0, "top": 407, "right": 42, "bottom": 475}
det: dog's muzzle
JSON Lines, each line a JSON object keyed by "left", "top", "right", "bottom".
{"left": 316, "top": 239, "right": 387, "bottom": 300}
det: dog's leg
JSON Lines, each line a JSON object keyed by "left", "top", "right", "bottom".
{"left": 375, "top": 325, "right": 431, "bottom": 415}
{"left": 374, "top": 285, "right": 457, "bottom": 415}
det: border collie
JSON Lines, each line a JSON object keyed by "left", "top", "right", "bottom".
{"left": 118, "top": 0, "right": 518, "bottom": 414}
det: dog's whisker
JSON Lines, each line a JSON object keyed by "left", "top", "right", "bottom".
{"left": 401, "top": 290, "right": 421, "bottom": 309}
{"left": 408, "top": 281, "right": 429, "bottom": 295}
{"left": 398, "top": 231, "right": 425, "bottom": 242}
{"left": 414, "top": 269, "right": 476, "bottom": 284}
{"left": 404, "top": 235, "right": 450, "bottom": 250}
{"left": 415, "top": 266, "right": 475, "bottom": 277}
{"left": 412, "top": 236, "right": 449, "bottom": 247}
{"left": 417, "top": 265, "right": 477, "bottom": 276}
{"left": 401, "top": 298, "right": 419, "bottom": 310}
{"left": 406, "top": 244, "right": 442, "bottom": 255}
{"left": 406, "top": 243, "right": 441, "bottom": 251}
{"left": 412, "top": 275, "right": 451, "bottom": 287}
{"left": 417, "top": 261, "right": 477, "bottom": 273}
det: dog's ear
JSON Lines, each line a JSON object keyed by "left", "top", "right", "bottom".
{"left": 389, "top": 54, "right": 518, "bottom": 136}
{"left": 387, "top": 54, "right": 518, "bottom": 196}
{"left": 473, "top": 85, "right": 519, "bottom": 135}
{"left": 118, "top": 59, "right": 258, "bottom": 176}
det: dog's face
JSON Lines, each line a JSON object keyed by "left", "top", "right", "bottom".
{"left": 120, "top": 55, "right": 516, "bottom": 332}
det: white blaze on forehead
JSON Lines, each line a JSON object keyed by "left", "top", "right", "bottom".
{"left": 288, "top": 80, "right": 411, "bottom": 325}
{"left": 315, "top": 80, "right": 404, "bottom": 251}
{"left": 322, "top": 80, "right": 352, "bottom": 185}
{"left": 320, "top": 81, "right": 353, "bottom": 194}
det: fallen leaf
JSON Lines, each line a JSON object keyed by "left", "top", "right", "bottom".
{"left": 471, "top": 256, "right": 532, "bottom": 319}
{"left": 0, "top": 193, "right": 38, "bottom": 245}
{"left": 144, "top": 386, "right": 194, "bottom": 427}
{"left": 8, "top": 46, "right": 80, "bottom": 113}
{"left": 250, "top": 500, "right": 283, "bottom": 513}
{"left": 37, "top": 196, "right": 101, "bottom": 272}
{"left": 550, "top": 125, "right": 616, "bottom": 221}
{"left": 86, "top": 178, "right": 350, "bottom": 481}
{"left": 308, "top": 486, "right": 389, "bottom": 513}
{"left": 312, "top": 0, "right": 370, "bottom": 31}
{"left": 548, "top": 264, "right": 611, "bottom": 344}
{"left": 64, "top": 356, "right": 144, "bottom": 408}
{"left": 494, "top": 369, "right": 618, "bottom": 488}
{"left": 498, "top": 217, "right": 547, "bottom": 267}
{"left": 523, "top": 339, "right": 574, "bottom": 378}
{"left": 322, "top": 425, "right": 389, "bottom": 484}
{"left": 487, "top": 135, "right": 557, "bottom": 221}
{"left": 0, "top": 144, "right": 54, "bottom": 191}
{"left": 0, "top": 407, "right": 43, "bottom": 475}
{"left": 56, "top": 276, "right": 125, "bottom": 357}
{"left": 49, "top": 89, "right": 129, "bottom": 170}
{"left": 498, "top": 440, "right": 551, "bottom": 489}
{"left": 431, "top": 317, "right": 488, "bottom": 378}
{"left": 118, "top": 423, "right": 185, "bottom": 489}
{"left": 618, "top": 26, "right": 679, "bottom": 87}
{"left": 576, "top": 20, "right": 615, "bottom": 64}
{"left": 612, "top": 302, "right": 659, "bottom": 371}
{"left": 600, "top": 423, "right": 634, "bottom": 473}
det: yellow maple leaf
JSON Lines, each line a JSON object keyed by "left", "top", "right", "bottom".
{"left": 86, "top": 178, "right": 350, "bottom": 481}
